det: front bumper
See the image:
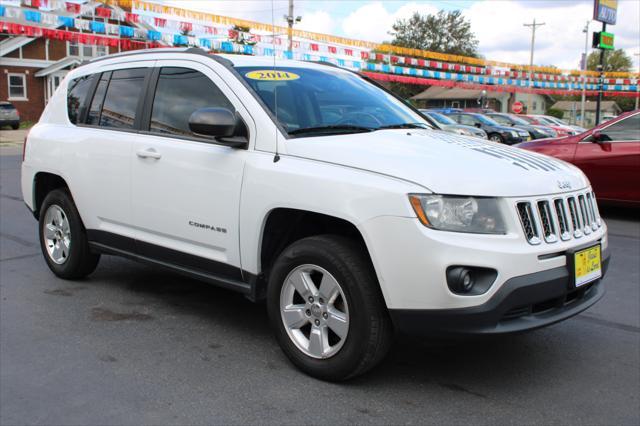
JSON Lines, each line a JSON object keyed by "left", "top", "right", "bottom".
{"left": 389, "top": 250, "right": 609, "bottom": 335}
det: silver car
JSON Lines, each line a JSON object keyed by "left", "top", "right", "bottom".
{"left": 0, "top": 102, "right": 20, "bottom": 130}
{"left": 420, "top": 110, "right": 487, "bottom": 139}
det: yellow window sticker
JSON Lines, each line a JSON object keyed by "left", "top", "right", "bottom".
{"left": 245, "top": 70, "right": 300, "bottom": 81}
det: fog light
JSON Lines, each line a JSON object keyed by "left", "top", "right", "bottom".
{"left": 446, "top": 266, "right": 497, "bottom": 296}
{"left": 447, "top": 267, "right": 474, "bottom": 293}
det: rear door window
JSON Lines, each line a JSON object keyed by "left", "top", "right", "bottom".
{"left": 99, "top": 68, "right": 147, "bottom": 130}
{"left": 601, "top": 114, "right": 640, "bottom": 142}
{"left": 149, "top": 67, "right": 234, "bottom": 136}
{"left": 86, "top": 72, "right": 110, "bottom": 126}
{"left": 67, "top": 74, "right": 96, "bottom": 124}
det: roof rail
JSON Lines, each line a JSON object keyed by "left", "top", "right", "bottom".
{"left": 89, "top": 47, "right": 209, "bottom": 63}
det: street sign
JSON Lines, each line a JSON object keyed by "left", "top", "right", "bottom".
{"left": 593, "top": 0, "right": 617, "bottom": 25}
{"left": 512, "top": 101, "right": 524, "bottom": 114}
{"left": 592, "top": 31, "right": 615, "bottom": 50}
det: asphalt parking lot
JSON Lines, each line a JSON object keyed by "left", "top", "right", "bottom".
{"left": 1, "top": 140, "right": 639, "bottom": 425}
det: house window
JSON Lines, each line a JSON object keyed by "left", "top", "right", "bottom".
{"left": 96, "top": 45, "right": 108, "bottom": 57}
{"left": 533, "top": 101, "right": 538, "bottom": 111}
{"left": 69, "top": 41, "right": 79, "bottom": 56}
{"left": 8, "top": 73, "right": 27, "bottom": 100}
{"left": 67, "top": 42, "right": 108, "bottom": 58}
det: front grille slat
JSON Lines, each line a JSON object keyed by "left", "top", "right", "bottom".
{"left": 554, "top": 199, "right": 571, "bottom": 241}
{"left": 517, "top": 202, "right": 540, "bottom": 245}
{"left": 537, "top": 200, "right": 557, "bottom": 243}
{"left": 578, "top": 195, "right": 591, "bottom": 235}
{"left": 518, "top": 191, "right": 601, "bottom": 245}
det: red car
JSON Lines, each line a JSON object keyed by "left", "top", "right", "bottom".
{"left": 517, "top": 110, "right": 640, "bottom": 206}
{"left": 519, "top": 115, "right": 575, "bottom": 136}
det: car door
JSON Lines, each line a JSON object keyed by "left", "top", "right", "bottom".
{"left": 131, "top": 61, "right": 255, "bottom": 280}
{"left": 574, "top": 112, "right": 640, "bottom": 203}
{"left": 70, "top": 62, "right": 154, "bottom": 242}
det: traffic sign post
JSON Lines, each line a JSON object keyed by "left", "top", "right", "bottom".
{"left": 512, "top": 101, "right": 524, "bottom": 114}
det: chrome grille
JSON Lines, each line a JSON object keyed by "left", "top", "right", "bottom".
{"left": 553, "top": 199, "right": 571, "bottom": 241}
{"left": 517, "top": 202, "right": 540, "bottom": 244}
{"left": 517, "top": 190, "right": 602, "bottom": 245}
{"left": 537, "top": 201, "right": 557, "bottom": 243}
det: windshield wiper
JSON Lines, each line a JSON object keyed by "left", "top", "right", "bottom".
{"left": 288, "top": 125, "right": 375, "bottom": 136}
{"left": 375, "top": 123, "right": 431, "bottom": 130}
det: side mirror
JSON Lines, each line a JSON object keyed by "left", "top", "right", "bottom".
{"left": 475, "top": 123, "right": 482, "bottom": 128}
{"left": 591, "top": 130, "right": 612, "bottom": 151}
{"left": 188, "top": 107, "right": 247, "bottom": 148}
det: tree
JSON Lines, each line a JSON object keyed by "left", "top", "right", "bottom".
{"left": 389, "top": 10, "right": 479, "bottom": 57}
{"left": 387, "top": 10, "right": 479, "bottom": 99}
{"left": 587, "top": 49, "right": 633, "bottom": 72}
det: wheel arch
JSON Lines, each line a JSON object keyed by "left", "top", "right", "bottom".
{"left": 32, "top": 172, "right": 70, "bottom": 218}
{"left": 258, "top": 208, "right": 376, "bottom": 283}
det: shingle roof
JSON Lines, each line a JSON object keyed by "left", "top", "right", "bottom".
{"left": 551, "top": 100, "right": 621, "bottom": 112}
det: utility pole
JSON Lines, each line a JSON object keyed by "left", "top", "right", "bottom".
{"left": 595, "top": 22, "right": 607, "bottom": 125}
{"left": 635, "top": 53, "right": 640, "bottom": 111}
{"left": 523, "top": 19, "right": 545, "bottom": 114}
{"left": 580, "top": 21, "right": 590, "bottom": 127}
{"left": 284, "top": 0, "right": 301, "bottom": 54}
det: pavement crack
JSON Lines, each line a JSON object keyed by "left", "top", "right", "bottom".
{"left": 437, "top": 382, "right": 488, "bottom": 399}
{"left": 577, "top": 314, "right": 640, "bottom": 333}
{"left": 0, "top": 193, "right": 22, "bottom": 202}
{"left": 0, "top": 252, "right": 40, "bottom": 262}
{"left": 0, "top": 232, "right": 36, "bottom": 247}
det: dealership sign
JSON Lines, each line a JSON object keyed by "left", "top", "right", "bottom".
{"left": 593, "top": 0, "right": 617, "bottom": 25}
{"left": 593, "top": 31, "right": 615, "bottom": 50}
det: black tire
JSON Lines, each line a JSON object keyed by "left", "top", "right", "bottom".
{"left": 11, "top": 123, "right": 19, "bottom": 130}
{"left": 267, "top": 235, "right": 393, "bottom": 381}
{"left": 488, "top": 133, "right": 504, "bottom": 143}
{"left": 38, "top": 188, "right": 100, "bottom": 279}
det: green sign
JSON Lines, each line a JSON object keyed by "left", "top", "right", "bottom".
{"left": 593, "top": 31, "right": 615, "bottom": 50}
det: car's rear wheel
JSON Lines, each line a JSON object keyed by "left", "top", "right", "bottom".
{"left": 267, "top": 235, "right": 393, "bottom": 381}
{"left": 39, "top": 189, "right": 100, "bottom": 279}
{"left": 489, "top": 133, "right": 504, "bottom": 143}
{"left": 11, "top": 123, "right": 19, "bottom": 130}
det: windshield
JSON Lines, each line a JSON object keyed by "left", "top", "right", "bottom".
{"left": 474, "top": 114, "right": 500, "bottom": 126}
{"left": 426, "top": 111, "right": 456, "bottom": 125}
{"left": 488, "top": 115, "right": 512, "bottom": 126}
{"left": 547, "top": 116, "right": 569, "bottom": 125}
{"left": 236, "top": 66, "right": 430, "bottom": 136}
{"left": 534, "top": 116, "right": 556, "bottom": 125}
{"left": 508, "top": 115, "right": 530, "bottom": 125}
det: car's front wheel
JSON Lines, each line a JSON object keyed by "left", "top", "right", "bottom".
{"left": 267, "top": 235, "right": 393, "bottom": 381}
{"left": 489, "top": 133, "right": 504, "bottom": 143}
{"left": 39, "top": 189, "right": 100, "bottom": 279}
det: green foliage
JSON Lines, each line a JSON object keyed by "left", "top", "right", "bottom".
{"left": 587, "top": 49, "right": 633, "bottom": 72}
{"left": 546, "top": 108, "right": 565, "bottom": 119}
{"left": 389, "top": 10, "right": 479, "bottom": 57}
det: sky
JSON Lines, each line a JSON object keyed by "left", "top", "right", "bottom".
{"left": 161, "top": 0, "right": 640, "bottom": 71}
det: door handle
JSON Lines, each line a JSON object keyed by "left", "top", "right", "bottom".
{"left": 136, "top": 148, "right": 162, "bottom": 160}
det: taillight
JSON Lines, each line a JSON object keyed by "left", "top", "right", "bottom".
{"left": 22, "top": 130, "right": 30, "bottom": 162}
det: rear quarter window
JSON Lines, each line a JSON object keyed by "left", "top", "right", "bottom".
{"left": 67, "top": 74, "right": 96, "bottom": 124}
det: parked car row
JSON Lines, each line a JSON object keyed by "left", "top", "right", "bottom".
{"left": 421, "top": 107, "right": 590, "bottom": 143}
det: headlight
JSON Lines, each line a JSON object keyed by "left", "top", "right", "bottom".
{"left": 510, "top": 130, "right": 519, "bottom": 137}
{"left": 457, "top": 128, "right": 473, "bottom": 136}
{"left": 409, "top": 194, "right": 507, "bottom": 234}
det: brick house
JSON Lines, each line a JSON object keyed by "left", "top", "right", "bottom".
{"left": 1, "top": 2, "right": 152, "bottom": 123}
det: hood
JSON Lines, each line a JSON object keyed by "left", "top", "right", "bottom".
{"left": 284, "top": 129, "right": 589, "bottom": 197}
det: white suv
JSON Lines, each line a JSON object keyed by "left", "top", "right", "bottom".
{"left": 21, "top": 48, "right": 609, "bottom": 381}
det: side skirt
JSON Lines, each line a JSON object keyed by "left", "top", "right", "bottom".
{"left": 87, "top": 230, "right": 260, "bottom": 299}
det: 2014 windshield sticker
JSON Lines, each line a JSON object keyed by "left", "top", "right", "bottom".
{"left": 245, "top": 70, "right": 300, "bottom": 81}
